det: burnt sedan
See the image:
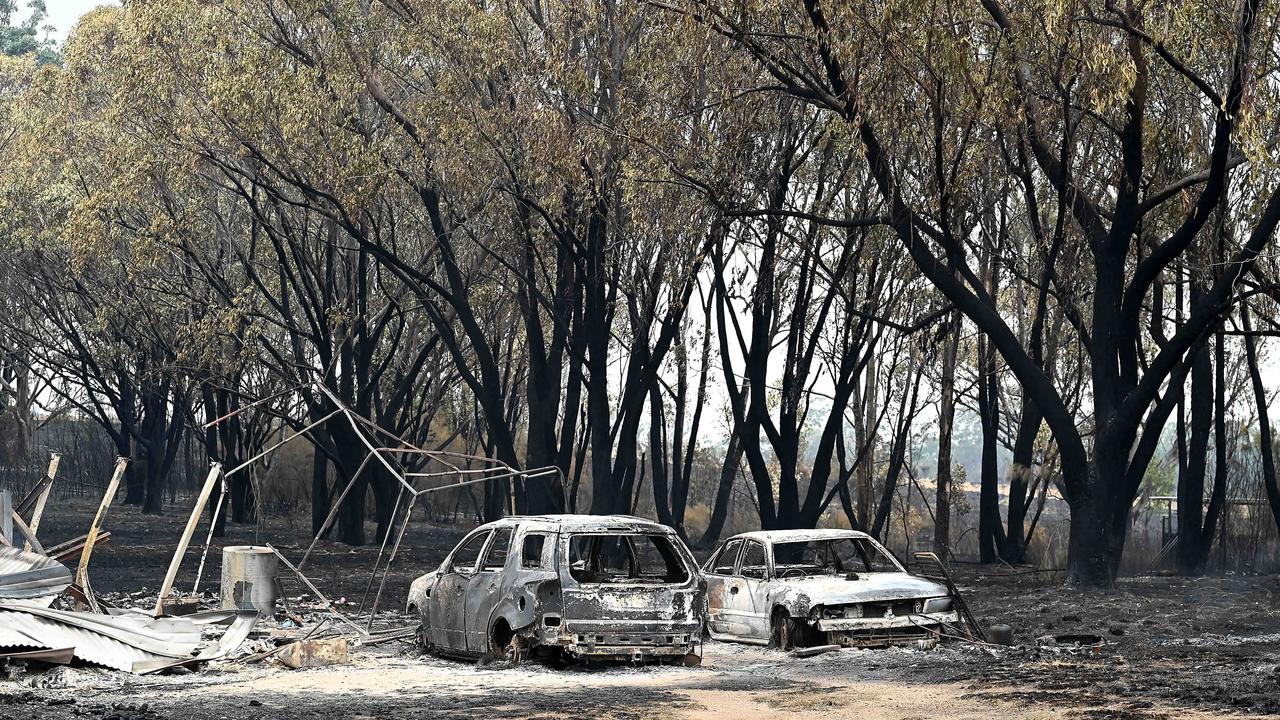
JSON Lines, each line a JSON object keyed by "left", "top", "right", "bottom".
{"left": 703, "top": 529, "right": 959, "bottom": 649}
{"left": 408, "top": 515, "right": 705, "bottom": 663}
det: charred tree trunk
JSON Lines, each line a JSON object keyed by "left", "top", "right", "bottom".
{"left": 1242, "top": 303, "right": 1280, "bottom": 532}
{"left": 871, "top": 360, "right": 923, "bottom": 539}
{"left": 697, "top": 430, "right": 742, "bottom": 550}
{"left": 649, "top": 384, "right": 673, "bottom": 527}
{"left": 978, "top": 331, "right": 1003, "bottom": 563}
{"left": 311, "top": 446, "right": 330, "bottom": 538}
{"left": 933, "top": 312, "right": 960, "bottom": 560}
{"left": 1002, "top": 397, "right": 1040, "bottom": 563}
{"left": 1176, "top": 306, "right": 1213, "bottom": 574}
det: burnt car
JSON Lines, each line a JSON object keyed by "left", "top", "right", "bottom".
{"left": 703, "top": 529, "right": 959, "bottom": 649}
{"left": 407, "top": 515, "right": 705, "bottom": 663}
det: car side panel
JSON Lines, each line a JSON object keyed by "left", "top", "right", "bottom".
{"left": 429, "top": 572, "right": 469, "bottom": 650}
{"left": 489, "top": 529, "right": 561, "bottom": 644}
{"left": 428, "top": 528, "right": 492, "bottom": 653}
{"left": 703, "top": 540, "right": 742, "bottom": 636}
{"left": 464, "top": 568, "right": 504, "bottom": 653}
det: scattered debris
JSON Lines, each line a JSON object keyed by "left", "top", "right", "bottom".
{"left": 0, "top": 600, "right": 201, "bottom": 672}
{"left": 913, "top": 551, "right": 988, "bottom": 643}
{"left": 269, "top": 545, "right": 368, "bottom": 638}
{"left": 276, "top": 638, "right": 349, "bottom": 669}
{"left": 74, "top": 458, "right": 128, "bottom": 613}
{"left": 44, "top": 532, "right": 112, "bottom": 564}
{"left": 158, "top": 597, "right": 201, "bottom": 617}
{"left": 20, "top": 454, "right": 59, "bottom": 554}
{"left": 794, "top": 644, "right": 840, "bottom": 658}
{"left": 0, "top": 647, "right": 75, "bottom": 665}
{"left": 1033, "top": 633, "right": 1107, "bottom": 655}
{"left": 0, "top": 546, "right": 72, "bottom": 606}
{"left": 0, "top": 456, "right": 267, "bottom": 677}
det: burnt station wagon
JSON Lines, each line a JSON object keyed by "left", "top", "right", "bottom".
{"left": 408, "top": 515, "right": 705, "bottom": 663}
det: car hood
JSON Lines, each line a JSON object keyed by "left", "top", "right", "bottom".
{"left": 777, "top": 573, "right": 948, "bottom": 604}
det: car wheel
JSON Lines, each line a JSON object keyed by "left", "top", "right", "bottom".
{"left": 770, "top": 609, "right": 803, "bottom": 651}
{"left": 490, "top": 620, "right": 525, "bottom": 665}
{"left": 503, "top": 634, "right": 527, "bottom": 665}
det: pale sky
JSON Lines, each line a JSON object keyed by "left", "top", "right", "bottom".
{"left": 22, "top": 0, "right": 115, "bottom": 44}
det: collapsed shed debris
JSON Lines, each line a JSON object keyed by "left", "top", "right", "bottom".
{"left": 0, "top": 515, "right": 263, "bottom": 676}
{"left": 276, "top": 638, "right": 348, "bottom": 669}
{"left": 0, "top": 547, "right": 72, "bottom": 606}
{"left": 0, "top": 431, "right": 468, "bottom": 680}
{"left": 0, "top": 455, "right": 269, "bottom": 676}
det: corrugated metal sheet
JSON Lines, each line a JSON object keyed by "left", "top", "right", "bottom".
{"left": 134, "top": 611, "right": 259, "bottom": 674}
{"left": 0, "top": 601, "right": 200, "bottom": 654}
{"left": 0, "top": 602, "right": 256, "bottom": 673}
{"left": 0, "top": 610, "right": 45, "bottom": 648}
{"left": 0, "top": 547, "right": 71, "bottom": 606}
{"left": 0, "top": 609, "right": 164, "bottom": 671}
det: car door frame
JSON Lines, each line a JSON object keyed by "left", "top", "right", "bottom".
{"left": 464, "top": 524, "right": 515, "bottom": 654}
{"left": 702, "top": 539, "right": 744, "bottom": 636}
{"left": 733, "top": 539, "right": 772, "bottom": 641}
{"left": 429, "top": 528, "right": 492, "bottom": 652}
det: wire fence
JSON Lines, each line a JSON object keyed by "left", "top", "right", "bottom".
{"left": 0, "top": 418, "right": 207, "bottom": 504}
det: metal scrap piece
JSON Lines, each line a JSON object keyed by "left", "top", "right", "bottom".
{"left": 794, "top": 644, "right": 840, "bottom": 658}
{"left": 0, "top": 646, "right": 74, "bottom": 665}
{"left": 277, "top": 638, "right": 349, "bottom": 669}
{"left": 0, "top": 608, "right": 183, "bottom": 671}
{"left": 0, "top": 547, "right": 72, "bottom": 606}
{"left": 134, "top": 610, "right": 259, "bottom": 674}
{"left": 0, "top": 601, "right": 257, "bottom": 674}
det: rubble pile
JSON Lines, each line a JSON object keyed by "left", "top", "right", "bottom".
{"left": 0, "top": 453, "right": 418, "bottom": 680}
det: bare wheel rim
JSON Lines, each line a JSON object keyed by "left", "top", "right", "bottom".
{"left": 504, "top": 634, "right": 526, "bottom": 664}
{"left": 772, "top": 613, "right": 789, "bottom": 649}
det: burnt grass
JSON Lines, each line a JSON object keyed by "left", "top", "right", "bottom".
{"left": 2, "top": 497, "right": 1279, "bottom": 719}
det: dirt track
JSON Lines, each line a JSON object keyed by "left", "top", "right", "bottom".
{"left": 1, "top": 499, "right": 1278, "bottom": 719}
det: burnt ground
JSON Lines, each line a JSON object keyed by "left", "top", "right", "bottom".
{"left": 1, "top": 498, "right": 1278, "bottom": 719}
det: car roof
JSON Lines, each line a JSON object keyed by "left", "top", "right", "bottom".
{"left": 474, "top": 514, "right": 675, "bottom": 532}
{"left": 725, "top": 529, "right": 873, "bottom": 544}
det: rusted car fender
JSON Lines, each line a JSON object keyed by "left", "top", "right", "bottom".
{"left": 768, "top": 585, "right": 816, "bottom": 619}
{"left": 487, "top": 572, "right": 559, "bottom": 639}
{"left": 408, "top": 571, "right": 438, "bottom": 617}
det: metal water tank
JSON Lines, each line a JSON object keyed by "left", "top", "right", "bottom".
{"left": 220, "top": 545, "right": 279, "bottom": 613}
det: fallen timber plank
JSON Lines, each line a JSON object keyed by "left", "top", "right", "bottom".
{"left": 47, "top": 532, "right": 112, "bottom": 563}
{"left": 153, "top": 463, "right": 223, "bottom": 617}
{"left": 76, "top": 458, "right": 128, "bottom": 612}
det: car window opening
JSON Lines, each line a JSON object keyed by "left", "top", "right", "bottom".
{"left": 521, "top": 533, "right": 547, "bottom": 569}
{"left": 567, "top": 533, "right": 689, "bottom": 584}
{"left": 481, "top": 527, "right": 513, "bottom": 572}
{"left": 449, "top": 530, "right": 491, "bottom": 573}
{"left": 740, "top": 541, "right": 767, "bottom": 579}
{"left": 772, "top": 538, "right": 900, "bottom": 577}
{"left": 709, "top": 539, "right": 742, "bottom": 575}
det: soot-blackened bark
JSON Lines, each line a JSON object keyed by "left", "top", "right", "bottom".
{"left": 1242, "top": 303, "right": 1280, "bottom": 532}
{"left": 933, "top": 312, "right": 960, "bottom": 559}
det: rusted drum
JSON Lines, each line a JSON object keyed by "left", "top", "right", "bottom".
{"left": 220, "top": 545, "right": 279, "bottom": 613}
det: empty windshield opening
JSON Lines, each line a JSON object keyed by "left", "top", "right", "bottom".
{"left": 567, "top": 533, "right": 690, "bottom": 584}
{"left": 772, "top": 538, "right": 901, "bottom": 577}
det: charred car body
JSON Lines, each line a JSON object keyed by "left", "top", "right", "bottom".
{"left": 408, "top": 515, "right": 704, "bottom": 662}
{"left": 703, "top": 529, "right": 959, "bottom": 648}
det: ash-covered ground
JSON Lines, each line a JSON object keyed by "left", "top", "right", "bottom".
{"left": 1, "top": 499, "right": 1277, "bottom": 720}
